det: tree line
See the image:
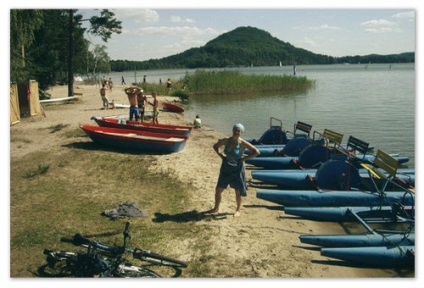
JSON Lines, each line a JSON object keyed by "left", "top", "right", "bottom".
{"left": 110, "top": 26, "right": 414, "bottom": 71}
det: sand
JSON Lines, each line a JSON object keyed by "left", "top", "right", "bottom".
{"left": 9, "top": 83, "right": 415, "bottom": 285}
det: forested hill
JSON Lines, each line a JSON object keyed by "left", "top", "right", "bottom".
{"left": 111, "top": 26, "right": 414, "bottom": 71}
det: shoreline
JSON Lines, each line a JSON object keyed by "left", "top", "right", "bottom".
{"left": 9, "top": 83, "right": 414, "bottom": 280}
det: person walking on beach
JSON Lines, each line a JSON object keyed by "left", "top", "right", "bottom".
{"left": 166, "top": 78, "right": 172, "bottom": 94}
{"left": 149, "top": 92, "right": 159, "bottom": 124}
{"left": 108, "top": 78, "right": 113, "bottom": 92}
{"left": 121, "top": 75, "right": 126, "bottom": 85}
{"left": 125, "top": 87, "right": 140, "bottom": 121}
{"left": 204, "top": 123, "right": 260, "bottom": 217}
{"left": 137, "top": 89, "right": 147, "bottom": 123}
{"left": 100, "top": 83, "right": 110, "bottom": 109}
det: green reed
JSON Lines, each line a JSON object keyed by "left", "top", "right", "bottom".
{"left": 186, "top": 70, "right": 315, "bottom": 95}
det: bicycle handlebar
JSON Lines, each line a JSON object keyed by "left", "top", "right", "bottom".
{"left": 60, "top": 233, "right": 91, "bottom": 246}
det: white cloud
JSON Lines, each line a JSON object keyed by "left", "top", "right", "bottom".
{"left": 133, "top": 26, "right": 221, "bottom": 37}
{"left": 294, "top": 24, "right": 340, "bottom": 32}
{"left": 114, "top": 9, "right": 159, "bottom": 23}
{"left": 360, "top": 19, "right": 400, "bottom": 33}
{"left": 170, "top": 15, "right": 195, "bottom": 24}
{"left": 391, "top": 11, "right": 415, "bottom": 19}
{"left": 297, "top": 37, "right": 318, "bottom": 47}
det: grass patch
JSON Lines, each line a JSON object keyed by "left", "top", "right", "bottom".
{"left": 10, "top": 146, "right": 213, "bottom": 278}
{"left": 48, "top": 123, "right": 70, "bottom": 133}
{"left": 10, "top": 135, "right": 32, "bottom": 144}
{"left": 23, "top": 163, "right": 50, "bottom": 178}
{"left": 62, "top": 127, "right": 86, "bottom": 138}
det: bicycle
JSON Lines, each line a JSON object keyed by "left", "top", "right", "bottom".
{"left": 39, "top": 222, "right": 188, "bottom": 278}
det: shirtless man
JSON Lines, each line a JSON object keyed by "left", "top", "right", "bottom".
{"left": 124, "top": 87, "right": 140, "bottom": 121}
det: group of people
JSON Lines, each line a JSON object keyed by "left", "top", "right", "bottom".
{"left": 124, "top": 87, "right": 159, "bottom": 124}
{"left": 102, "top": 76, "right": 113, "bottom": 91}
{"left": 99, "top": 83, "right": 159, "bottom": 123}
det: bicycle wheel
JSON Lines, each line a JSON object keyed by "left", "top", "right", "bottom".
{"left": 133, "top": 248, "right": 188, "bottom": 268}
{"left": 40, "top": 250, "right": 77, "bottom": 277}
{"left": 117, "top": 265, "right": 162, "bottom": 278}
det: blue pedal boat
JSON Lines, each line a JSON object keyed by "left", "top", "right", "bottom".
{"left": 300, "top": 232, "right": 415, "bottom": 247}
{"left": 320, "top": 245, "right": 414, "bottom": 268}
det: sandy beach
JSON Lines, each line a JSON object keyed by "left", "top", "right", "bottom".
{"left": 9, "top": 83, "right": 415, "bottom": 284}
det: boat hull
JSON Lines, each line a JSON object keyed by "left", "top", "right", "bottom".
{"left": 256, "top": 190, "right": 415, "bottom": 207}
{"left": 284, "top": 206, "right": 415, "bottom": 223}
{"left": 246, "top": 153, "right": 409, "bottom": 169}
{"left": 320, "top": 245, "right": 415, "bottom": 268}
{"left": 162, "top": 102, "right": 184, "bottom": 113}
{"left": 251, "top": 168, "right": 415, "bottom": 190}
{"left": 92, "top": 116, "right": 192, "bottom": 136}
{"left": 80, "top": 125, "right": 187, "bottom": 154}
{"left": 300, "top": 233, "right": 415, "bottom": 247}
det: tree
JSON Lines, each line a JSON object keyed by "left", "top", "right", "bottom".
{"left": 10, "top": 10, "right": 44, "bottom": 83}
{"left": 67, "top": 9, "right": 122, "bottom": 96}
{"left": 89, "top": 44, "right": 111, "bottom": 78}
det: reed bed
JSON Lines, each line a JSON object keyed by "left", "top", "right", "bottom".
{"left": 131, "top": 70, "right": 314, "bottom": 100}
{"left": 186, "top": 70, "right": 315, "bottom": 96}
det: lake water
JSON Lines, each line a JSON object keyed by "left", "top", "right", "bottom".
{"left": 110, "top": 63, "right": 416, "bottom": 167}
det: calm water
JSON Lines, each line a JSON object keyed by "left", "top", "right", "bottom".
{"left": 110, "top": 63, "right": 415, "bottom": 167}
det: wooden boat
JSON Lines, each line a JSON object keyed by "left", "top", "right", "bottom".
{"left": 91, "top": 116, "right": 192, "bottom": 136}
{"left": 80, "top": 125, "right": 188, "bottom": 154}
{"left": 284, "top": 205, "right": 415, "bottom": 223}
{"left": 162, "top": 101, "right": 184, "bottom": 113}
{"left": 320, "top": 245, "right": 414, "bottom": 268}
{"left": 256, "top": 189, "right": 415, "bottom": 207}
{"left": 300, "top": 232, "right": 415, "bottom": 247}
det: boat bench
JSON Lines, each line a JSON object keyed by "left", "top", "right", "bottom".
{"left": 323, "top": 129, "right": 343, "bottom": 145}
{"left": 346, "top": 136, "right": 370, "bottom": 156}
{"left": 360, "top": 149, "right": 398, "bottom": 179}
{"left": 361, "top": 149, "right": 415, "bottom": 193}
{"left": 292, "top": 121, "right": 313, "bottom": 137}
{"left": 312, "top": 128, "right": 343, "bottom": 147}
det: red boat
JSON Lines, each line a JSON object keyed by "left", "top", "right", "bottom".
{"left": 80, "top": 125, "right": 188, "bottom": 154}
{"left": 162, "top": 102, "right": 184, "bottom": 113}
{"left": 91, "top": 116, "right": 192, "bottom": 136}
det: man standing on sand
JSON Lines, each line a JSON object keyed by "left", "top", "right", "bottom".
{"left": 124, "top": 87, "right": 140, "bottom": 121}
{"left": 100, "top": 83, "right": 110, "bottom": 110}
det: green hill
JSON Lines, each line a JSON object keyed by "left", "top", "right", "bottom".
{"left": 111, "top": 26, "right": 414, "bottom": 71}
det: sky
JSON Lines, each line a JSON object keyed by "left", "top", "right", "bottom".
{"left": 79, "top": 8, "right": 416, "bottom": 61}
{"left": 2, "top": 1, "right": 423, "bottom": 288}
